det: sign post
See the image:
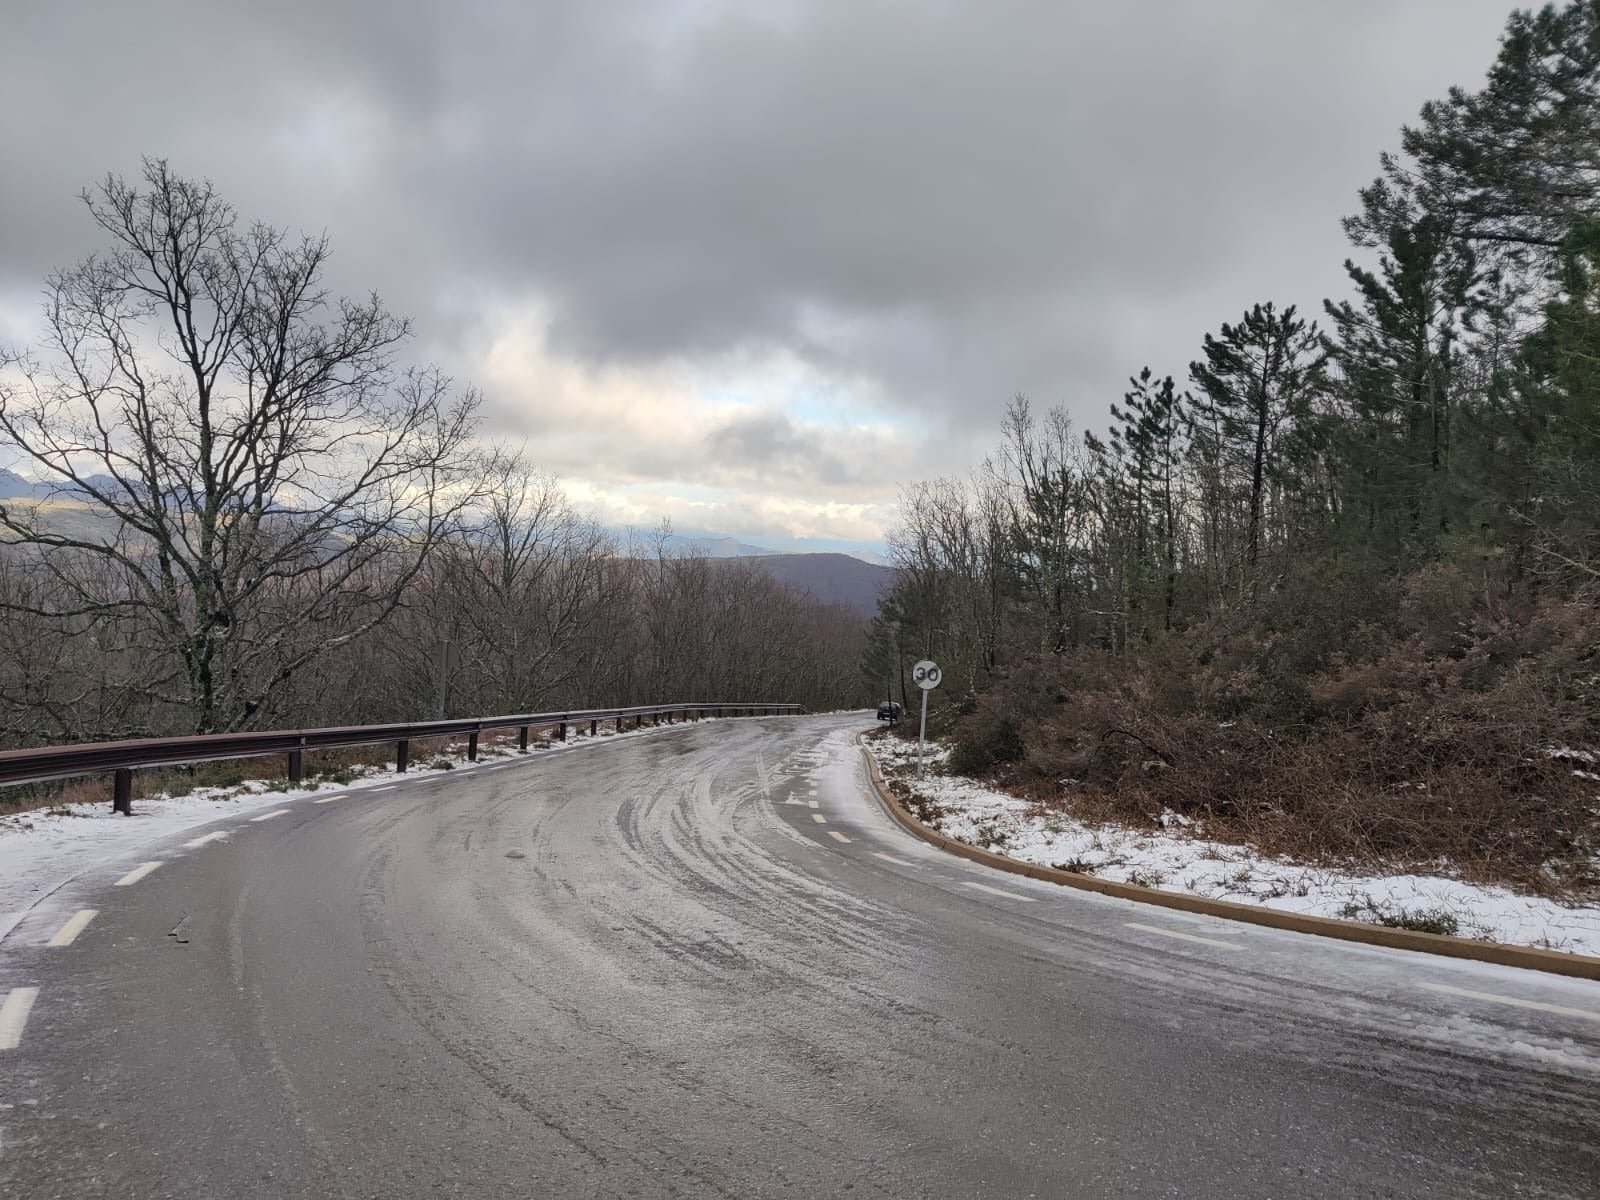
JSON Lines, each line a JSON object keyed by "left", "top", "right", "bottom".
{"left": 911, "top": 659, "right": 942, "bottom": 777}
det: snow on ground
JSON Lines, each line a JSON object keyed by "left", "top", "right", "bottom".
{"left": 870, "top": 735, "right": 1600, "bottom": 958}
{"left": 0, "top": 719, "right": 690, "bottom": 945}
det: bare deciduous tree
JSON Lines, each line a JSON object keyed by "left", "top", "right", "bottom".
{"left": 0, "top": 160, "right": 483, "bottom": 734}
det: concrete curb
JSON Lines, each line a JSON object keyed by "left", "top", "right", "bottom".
{"left": 857, "top": 738, "right": 1600, "bottom": 983}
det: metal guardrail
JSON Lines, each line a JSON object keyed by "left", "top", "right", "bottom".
{"left": 0, "top": 702, "right": 806, "bottom": 814}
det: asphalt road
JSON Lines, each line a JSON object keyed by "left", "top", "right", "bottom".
{"left": 2, "top": 713, "right": 1598, "bottom": 1198}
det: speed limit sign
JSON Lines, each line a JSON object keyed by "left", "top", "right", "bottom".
{"left": 910, "top": 660, "right": 941, "bottom": 776}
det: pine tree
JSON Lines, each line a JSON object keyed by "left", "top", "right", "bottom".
{"left": 1364, "top": 1, "right": 1600, "bottom": 284}
{"left": 1482, "top": 218, "right": 1600, "bottom": 582}
{"left": 1190, "top": 304, "right": 1327, "bottom": 572}
{"left": 1324, "top": 192, "right": 1481, "bottom": 562}
{"left": 1107, "top": 368, "right": 1188, "bottom": 631}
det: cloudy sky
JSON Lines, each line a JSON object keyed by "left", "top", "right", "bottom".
{"left": 2, "top": 1, "right": 1516, "bottom": 553}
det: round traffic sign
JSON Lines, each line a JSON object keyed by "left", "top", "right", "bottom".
{"left": 912, "top": 660, "right": 942, "bottom": 690}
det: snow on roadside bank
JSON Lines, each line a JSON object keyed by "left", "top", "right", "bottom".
{"left": 869, "top": 735, "right": 1600, "bottom": 958}
{"left": 0, "top": 721, "right": 685, "bottom": 944}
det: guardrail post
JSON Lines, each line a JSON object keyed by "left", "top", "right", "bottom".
{"left": 397, "top": 739, "right": 410, "bottom": 773}
{"left": 653, "top": 711, "right": 660, "bottom": 726}
{"left": 559, "top": 721, "right": 567, "bottom": 742}
{"left": 467, "top": 732, "right": 479, "bottom": 762}
{"left": 112, "top": 767, "right": 133, "bottom": 816}
{"left": 287, "top": 750, "right": 304, "bottom": 784}
{"left": 589, "top": 719, "right": 597, "bottom": 737}
{"left": 615, "top": 715, "right": 623, "bottom": 733}
{"left": 518, "top": 726, "right": 528, "bottom": 751}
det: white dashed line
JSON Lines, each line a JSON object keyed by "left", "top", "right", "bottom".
{"left": 828, "top": 831, "right": 852, "bottom": 844}
{"left": 183, "top": 831, "right": 228, "bottom": 850}
{"left": 873, "top": 852, "right": 915, "bottom": 867}
{"left": 371, "top": 785, "right": 397, "bottom": 792}
{"left": 114, "top": 862, "right": 162, "bottom": 887}
{"left": 0, "top": 988, "right": 39, "bottom": 1050}
{"left": 961, "top": 881, "right": 1038, "bottom": 902}
{"left": 1126, "top": 922, "right": 1242, "bottom": 950}
{"left": 808, "top": 800, "right": 819, "bottom": 809}
{"left": 45, "top": 910, "right": 97, "bottom": 947}
{"left": 811, "top": 813, "right": 827, "bottom": 824}
{"left": 785, "top": 798, "right": 806, "bottom": 806}
{"left": 250, "top": 808, "right": 292, "bottom": 822}
{"left": 312, "top": 796, "right": 342, "bottom": 804}
{"left": 1417, "top": 982, "right": 1600, "bottom": 1022}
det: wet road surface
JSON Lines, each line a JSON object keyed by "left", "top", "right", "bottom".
{"left": 2, "top": 714, "right": 1597, "bottom": 1197}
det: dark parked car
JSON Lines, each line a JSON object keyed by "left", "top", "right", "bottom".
{"left": 876, "top": 700, "right": 903, "bottom": 722}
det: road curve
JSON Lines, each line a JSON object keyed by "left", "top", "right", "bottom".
{"left": 1, "top": 714, "right": 1597, "bottom": 1198}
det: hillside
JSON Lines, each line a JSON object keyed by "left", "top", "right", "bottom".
{"left": 749, "top": 552, "right": 893, "bottom": 616}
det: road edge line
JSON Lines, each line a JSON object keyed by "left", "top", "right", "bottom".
{"left": 856, "top": 736, "right": 1600, "bottom": 982}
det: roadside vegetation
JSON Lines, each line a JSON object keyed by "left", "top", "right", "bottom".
{"left": 868, "top": 1, "right": 1600, "bottom": 902}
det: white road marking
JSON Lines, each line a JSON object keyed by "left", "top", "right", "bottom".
{"left": 828, "top": 831, "right": 852, "bottom": 844}
{"left": 250, "top": 808, "right": 291, "bottom": 822}
{"left": 1126, "top": 922, "right": 1242, "bottom": 950}
{"left": 45, "top": 910, "right": 97, "bottom": 948}
{"left": 961, "top": 881, "right": 1038, "bottom": 902}
{"left": 785, "top": 798, "right": 806, "bottom": 806}
{"left": 873, "top": 852, "right": 915, "bottom": 867}
{"left": 312, "top": 796, "right": 342, "bottom": 804}
{"left": 371, "top": 785, "right": 397, "bottom": 792}
{"left": 113, "top": 862, "right": 161, "bottom": 887}
{"left": 0, "top": 988, "right": 40, "bottom": 1050}
{"left": 811, "top": 813, "right": 827, "bottom": 824}
{"left": 1417, "top": 982, "right": 1600, "bottom": 1023}
{"left": 182, "top": 831, "right": 227, "bottom": 850}
{"left": 808, "top": 800, "right": 819, "bottom": 809}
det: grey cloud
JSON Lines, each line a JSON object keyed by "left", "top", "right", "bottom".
{"left": 704, "top": 410, "right": 865, "bottom": 488}
{"left": 1, "top": 0, "right": 1516, "bottom": 449}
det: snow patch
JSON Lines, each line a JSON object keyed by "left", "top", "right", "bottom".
{"left": 870, "top": 736, "right": 1600, "bottom": 958}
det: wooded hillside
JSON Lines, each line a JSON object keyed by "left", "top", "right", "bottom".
{"left": 870, "top": 1, "right": 1600, "bottom": 895}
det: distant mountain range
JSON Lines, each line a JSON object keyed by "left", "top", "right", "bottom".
{"left": 619, "top": 528, "right": 893, "bottom": 615}
{"left": 0, "top": 474, "right": 895, "bottom": 615}
{"left": 641, "top": 528, "right": 889, "bottom": 567}
{"left": 747, "top": 552, "right": 892, "bottom": 617}
{"left": 0, "top": 481, "right": 892, "bottom": 567}
{"left": 0, "top": 470, "right": 137, "bottom": 503}
{"left": 650, "top": 531, "right": 781, "bottom": 558}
